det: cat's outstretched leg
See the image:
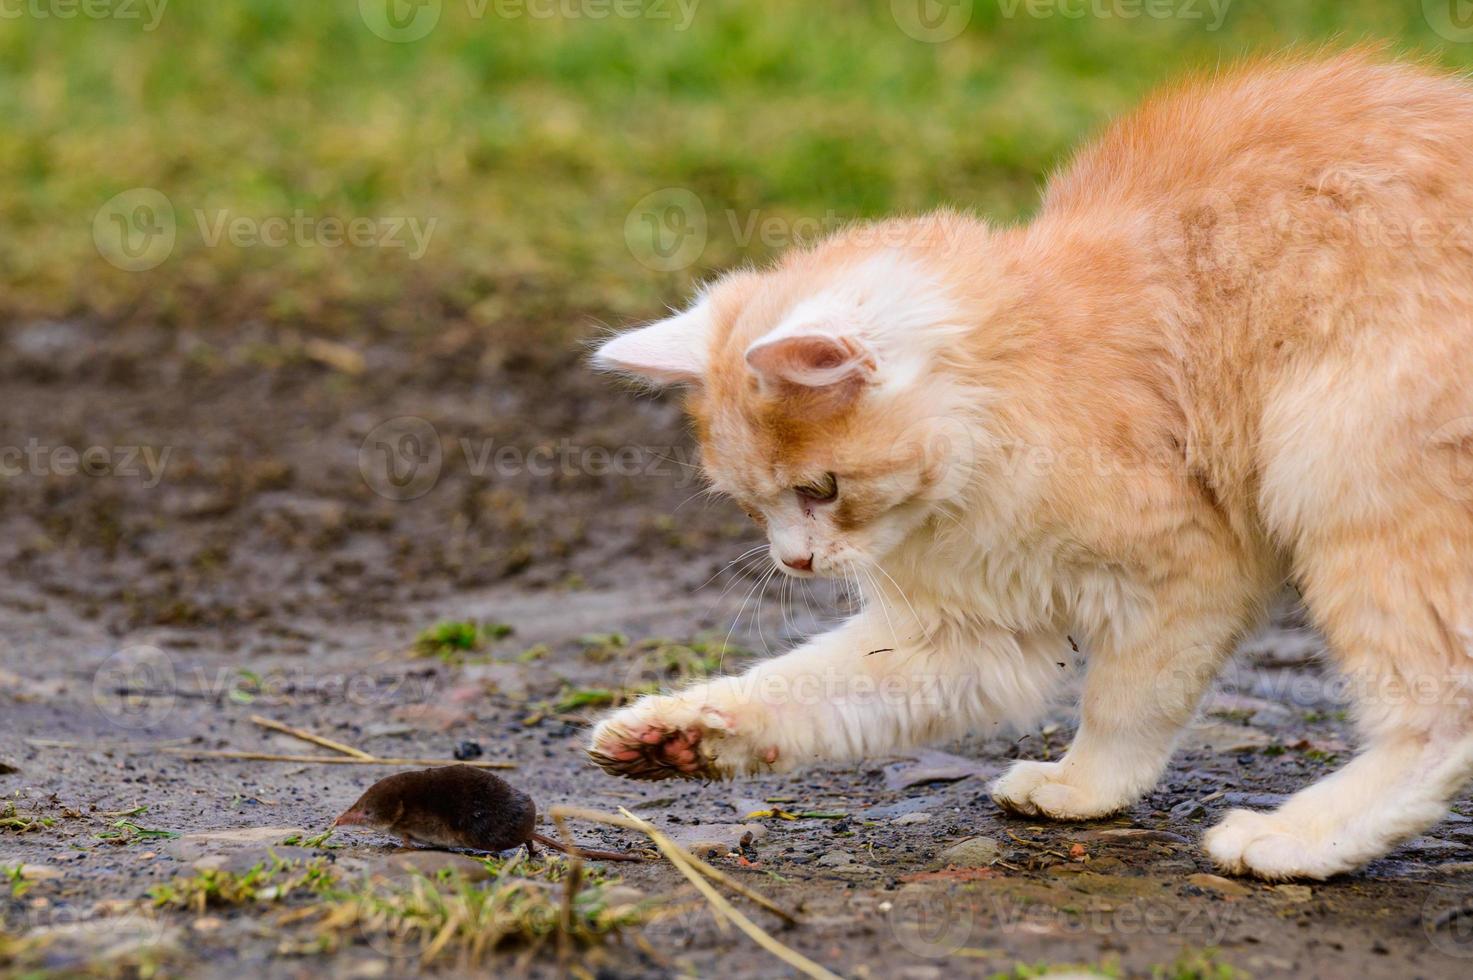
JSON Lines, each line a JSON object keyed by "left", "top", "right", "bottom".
{"left": 992, "top": 580, "right": 1259, "bottom": 821}
{"left": 589, "top": 611, "right": 1065, "bottom": 780}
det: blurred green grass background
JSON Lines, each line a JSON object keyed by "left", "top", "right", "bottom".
{"left": 1, "top": 0, "right": 1466, "bottom": 341}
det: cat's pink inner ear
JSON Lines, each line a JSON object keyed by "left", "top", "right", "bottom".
{"left": 744, "top": 332, "right": 875, "bottom": 392}
{"left": 593, "top": 305, "right": 710, "bottom": 385}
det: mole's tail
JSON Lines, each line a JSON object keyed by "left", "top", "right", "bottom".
{"left": 531, "top": 832, "right": 644, "bottom": 862}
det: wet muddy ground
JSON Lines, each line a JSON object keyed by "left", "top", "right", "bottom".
{"left": 2, "top": 320, "right": 1472, "bottom": 978}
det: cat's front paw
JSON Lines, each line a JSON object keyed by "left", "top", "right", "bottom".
{"left": 587, "top": 688, "right": 778, "bottom": 781}
{"left": 989, "top": 760, "right": 1130, "bottom": 821}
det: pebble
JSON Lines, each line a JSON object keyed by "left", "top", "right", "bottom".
{"left": 936, "top": 836, "right": 1001, "bottom": 867}
{"left": 1187, "top": 872, "right": 1251, "bottom": 897}
{"left": 453, "top": 740, "right": 483, "bottom": 760}
{"left": 670, "top": 822, "right": 768, "bottom": 859}
{"left": 1273, "top": 883, "right": 1314, "bottom": 902}
{"left": 892, "top": 812, "right": 931, "bottom": 825}
{"left": 816, "top": 850, "right": 856, "bottom": 867}
{"left": 883, "top": 749, "right": 997, "bottom": 790}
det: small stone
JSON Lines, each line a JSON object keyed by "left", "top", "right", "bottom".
{"left": 883, "top": 750, "right": 996, "bottom": 790}
{"left": 816, "top": 850, "right": 857, "bottom": 867}
{"left": 937, "top": 836, "right": 1002, "bottom": 867}
{"left": 892, "top": 812, "right": 931, "bottom": 825}
{"left": 453, "top": 740, "right": 484, "bottom": 760}
{"left": 1273, "top": 883, "right": 1313, "bottom": 902}
{"left": 1188, "top": 873, "right": 1251, "bottom": 897}
{"left": 670, "top": 822, "right": 767, "bottom": 858}
{"left": 1219, "top": 792, "right": 1288, "bottom": 809}
{"left": 191, "top": 916, "right": 225, "bottom": 933}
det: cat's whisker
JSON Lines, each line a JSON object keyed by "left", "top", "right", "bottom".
{"left": 646, "top": 450, "right": 702, "bottom": 473}
{"left": 751, "top": 563, "right": 781, "bottom": 657}
{"left": 694, "top": 545, "right": 768, "bottom": 594}
{"left": 867, "top": 561, "right": 925, "bottom": 643}
{"left": 704, "top": 550, "right": 772, "bottom": 608}
{"left": 671, "top": 484, "right": 722, "bottom": 515}
{"left": 858, "top": 565, "right": 904, "bottom": 648}
{"left": 720, "top": 560, "right": 776, "bottom": 670}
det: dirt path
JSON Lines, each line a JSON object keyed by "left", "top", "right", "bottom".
{"left": 3, "top": 321, "right": 1471, "bottom": 978}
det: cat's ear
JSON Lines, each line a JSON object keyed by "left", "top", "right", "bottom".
{"left": 593, "top": 302, "right": 711, "bottom": 386}
{"left": 744, "top": 330, "right": 876, "bottom": 395}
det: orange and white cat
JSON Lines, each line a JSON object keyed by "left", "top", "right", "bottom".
{"left": 588, "top": 52, "right": 1473, "bottom": 880}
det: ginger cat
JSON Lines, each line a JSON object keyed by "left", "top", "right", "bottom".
{"left": 588, "top": 52, "right": 1473, "bottom": 880}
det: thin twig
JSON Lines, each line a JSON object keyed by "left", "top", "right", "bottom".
{"left": 163, "top": 749, "right": 514, "bottom": 768}
{"left": 552, "top": 806, "right": 730, "bottom": 934}
{"left": 553, "top": 806, "right": 797, "bottom": 925}
{"left": 614, "top": 807, "right": 833, "bottom": 980}
{"left": 550, "top": 806, "right": 832, "bottom": 980}
{"left": 249, "top": 715, "right": 374, "bottom": 760}
{"left": 1004, "top": 830, "right": 1069, "bottom": 860}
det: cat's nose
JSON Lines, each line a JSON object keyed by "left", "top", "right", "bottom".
{"left": 781, "top": 553, "right": 814, "bottom": 572}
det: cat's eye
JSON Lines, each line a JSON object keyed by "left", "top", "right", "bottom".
{"left": 794, "top": 472, "right": 839, "bottom": 504}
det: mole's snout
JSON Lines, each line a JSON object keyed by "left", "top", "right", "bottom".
{"left": 332, "top": 809, "right": 366, "bottom": 827}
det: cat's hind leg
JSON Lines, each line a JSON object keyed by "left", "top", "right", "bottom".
{"left": 1204, "top": 535, "right": 1473, "bottom": 879}
{"left": 1205, "top": 727, "right": 1473, "bottom": 879}
{"left": 1208, "top": 379, "right": 1473, "bottom": 879}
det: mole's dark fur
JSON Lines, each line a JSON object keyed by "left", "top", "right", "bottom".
{"left": 333, "top": 765, "right": 638, "bottom": 861}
